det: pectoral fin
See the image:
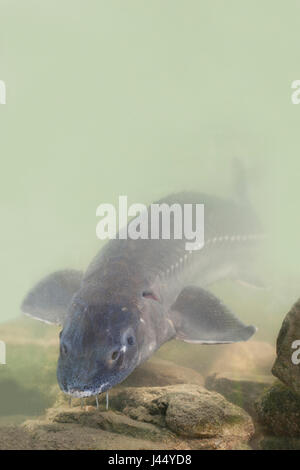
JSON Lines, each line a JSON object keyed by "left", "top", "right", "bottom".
{"left": 21, "top": 269, "right": 83, "bottom": 325}
{"left": 170, "top": 286, "right": 256, "bottom": 344}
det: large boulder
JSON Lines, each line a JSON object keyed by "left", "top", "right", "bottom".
{"left": 103, "top": 384, "right": 254, "bottom": 447}
{"left": 272, "top": 299, "right": 300, "bottom": 395}
{"left": 206, "top": 372, "right": 275, "bottom": 417}
{"left": 255, "top": 382, "right": 300, "bottom": 437}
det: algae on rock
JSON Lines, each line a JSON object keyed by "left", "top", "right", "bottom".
{"left": 255, "top": 382, "right": 300, "bottom": 437}
{"left": 272, "top": 299, "right": 300, "bottom": 395}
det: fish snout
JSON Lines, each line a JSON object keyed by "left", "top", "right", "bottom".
{"left": 57, "top": 321, "right": 139, "bottom": 397}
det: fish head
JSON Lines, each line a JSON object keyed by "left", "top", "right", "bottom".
{"left": 57, "top": 298, "right": 140, "bottom": 397}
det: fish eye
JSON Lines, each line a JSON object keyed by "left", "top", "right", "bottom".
{"left": 142, "top": 290, "right": 158, "bottom": 301}
{"left": 127, "top": 336, "right": 135, "bottom": 346}
{"left": 111, "top": 350, "right": 119, "bottom": 361}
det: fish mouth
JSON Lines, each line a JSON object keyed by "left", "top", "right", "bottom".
{"left": 64, "top": 382, "right": 111, "bottom": 398}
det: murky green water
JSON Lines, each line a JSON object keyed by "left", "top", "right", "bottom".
{"left": 0, "top": 0, "right": 300, "bottom": 449}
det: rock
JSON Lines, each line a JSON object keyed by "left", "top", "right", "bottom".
{"left": 30, "top": 406, "right": 170, "bottom": 442}
{"left": 255, "top": 382, "right": 300, "bottom": 437}
{"left": 0, "top": 426, "right": 40, "bottom": 450}
{"left": 164, "top": 388, "right": 250, "bottom": 439}
{"left": 121, "top": 358, "right": 204, "bottom": 387}
{"left": 272, "top": 299, "right": 300, "bottom": 395}
{"left": 258, "top": 436, "right": 300, "bottom": 450}
{"left": 105, "top": 384, "right": 254, "bottom": 446}
{"left": 206, "top": 372, "right": 275, "bottom": 417}
{"left": 0, "top": 418, "right": 173, "bottom": 450}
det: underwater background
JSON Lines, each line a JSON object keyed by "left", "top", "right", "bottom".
{"left": 0, "top": 0, "right": 300, "bottom": 449}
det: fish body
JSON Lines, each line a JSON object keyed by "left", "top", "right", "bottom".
{"left": 22, "top": 191, "right": 263, "bottom": 397}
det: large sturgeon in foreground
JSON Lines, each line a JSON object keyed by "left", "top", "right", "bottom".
{"left": 21, "top": 191, "right": 264, "bottom": 398}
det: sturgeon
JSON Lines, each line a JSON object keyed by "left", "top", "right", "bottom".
{"left": 21, "top": 191, "right": 264, "bottom": 398}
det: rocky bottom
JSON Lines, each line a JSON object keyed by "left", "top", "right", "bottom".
{"left": 0, "top": 383, "right": 254, "bottom": 450}
{"left": 2, "top": 313, "right": 300, "bottom": 450}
